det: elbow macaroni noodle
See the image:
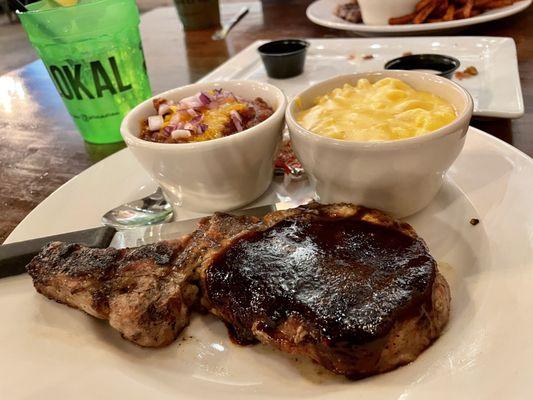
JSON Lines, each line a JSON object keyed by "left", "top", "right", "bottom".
{"left": 296, "top": 78, "right": 457, "bottom": 142}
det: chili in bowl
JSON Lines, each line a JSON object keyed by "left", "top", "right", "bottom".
{"left": 140, "top": 89, "right": 275, "bottom": 144}
{"left": 120, "top": 80, "right": 286, "bottom": 213}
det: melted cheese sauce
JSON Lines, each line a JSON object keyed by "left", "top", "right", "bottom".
{"left": 296, "top": 78, "right": 457, "bottom": 142}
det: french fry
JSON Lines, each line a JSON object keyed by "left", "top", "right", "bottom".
{"left": 415, "top": 0, "right": 434, "bottom": 11}
{"left": 443, "top": 3, "right": 455, "bottom": 20}
{"left": 463, "top": 0, "right": 474, "bottom": 17}
{"left": 481, "top": 0, "right": 514, "bottom": 9}
{"left": 474, "top": 0, "right": 494, "bottom": 6}
{"left": 389, "top": 12, "right": 417, "bottom": 24}
{"left": 454, "top": 0, "right": 474, "bottom": 18}
{"left": 414, "top": 1, "right": 438, "bottom": 23}
{"left": 431, "top": 0, "right": 449, "bottom": 17}
{"left": 385, "top": 0, "right": 518, "bottom": 25}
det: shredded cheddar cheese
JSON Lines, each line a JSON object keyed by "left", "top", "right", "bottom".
{"left": 162, "top": 95, "right": 247, "bottom": 142}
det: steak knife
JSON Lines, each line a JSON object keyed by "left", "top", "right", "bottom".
{"left": 0, "top": 203, "right": 289, "bottom": 279}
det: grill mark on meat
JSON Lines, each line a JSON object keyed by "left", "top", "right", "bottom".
{"left": 122, "top": 242, "right": 175, "bottom": 265}
{"left": 27, "top": 239, "right": 195, "bottom": 347}
{"left": 26, "top": 214, "right": 259, "bottom": 348}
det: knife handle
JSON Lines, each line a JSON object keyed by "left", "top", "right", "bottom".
{"left": 0, "top": 226, "right": 116, "bottom": 279}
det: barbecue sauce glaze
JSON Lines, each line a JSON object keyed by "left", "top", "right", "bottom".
{"left": 206, "top": 215, "right": 436, "bottom": 346}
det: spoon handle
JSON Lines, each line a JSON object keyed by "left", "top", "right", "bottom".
{"left": 212, "top": 6, "right": 249, "bottom": 40}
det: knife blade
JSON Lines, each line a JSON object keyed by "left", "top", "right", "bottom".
{"left": 0, "top": 202, "right": 291, "bottom": 279}
{"left": 109, "top": 203, "right": 281, "bottom": 249}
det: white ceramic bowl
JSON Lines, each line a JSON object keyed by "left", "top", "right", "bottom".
{"left": 121, "top": 80, "right": 286, "bottom": 213}
{"left": 286, "top": 71, "right": 473, "bottom": 218}
{"left": 358, "top": 0, "right": 419, "bottom": 25}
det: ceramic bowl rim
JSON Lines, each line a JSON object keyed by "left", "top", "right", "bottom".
{"left": 121, "top": 80, "right": 287, "bottom": 151}
{"left": 285, "top": 70, "right": 473, "bottom": 150}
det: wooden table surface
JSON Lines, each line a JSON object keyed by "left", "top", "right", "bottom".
{"left": 1, "top": 0, "right": 532, "bottom": 242}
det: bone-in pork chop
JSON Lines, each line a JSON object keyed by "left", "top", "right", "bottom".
{"left": 26, "top": 213, "right": 259, "bottom": 347}
{"left": 199, "top": 203, "right": 450, "bottom": 378}
{"left": 26, "top": 203, "right": 450, "bottom": 378}
{"left": 27, "top": 240, "right": 196, "bottom": 347}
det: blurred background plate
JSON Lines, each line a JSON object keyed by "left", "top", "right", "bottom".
{"left": 306, "top": 0, "right": 532, "bottom": 35}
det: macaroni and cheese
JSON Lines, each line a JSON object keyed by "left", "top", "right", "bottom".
{"left": 296, "top": 78, "right": 457, "bottom": 141}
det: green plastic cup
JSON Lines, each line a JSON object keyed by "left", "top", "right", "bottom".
{"left": 18, "top": 0, "right": 152, "bottom": 144}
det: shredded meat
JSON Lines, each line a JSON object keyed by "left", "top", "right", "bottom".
{"left": 335, "top": 1, "right": 362, "bottom": 23}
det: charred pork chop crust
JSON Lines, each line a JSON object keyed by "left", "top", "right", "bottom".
{"left": 177, "top": 213, "right": 260, "bottom": 275}
{"left": 201, "top": 203, "right": 450, "bottom": 378}
{"left": 26, "top": 213, "right": 259, "bottom": 347}
{"left": 27, "top": 239, "right": 197, "bottom": 347}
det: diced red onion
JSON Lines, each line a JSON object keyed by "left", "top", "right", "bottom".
{"left": 211, "top": 89, "right": 239, "bottom": 103}
{"left": 230, "top": 110, "right": 243, "bottom": 132}
{"left": 163, "top": 125, "right": 175, "bottom": 134}
{"left": 183, "top": 122, "right": 195, "bottom": 132}
{"left": 179, "top": 95, "right": 202, "bottom": 108}
{"left": 230, "top": 109, "right": 242, "bottom": 122}
{"left": 164, "top": 121, "right": 184, "bottom": 135}
{"left": 148, "top": 115, "right": 164, "bottom": 131}
{"left": 171, "top": 129, "right": 192, "bottom": 140}
{"left": 190, "top": 115, "right": 203, "bottom": 125}
{"left": 158, "top": 103, "right": 170, "bottom": 116}
{"left": 211, "top": 89, "right": 223, "bottom": 100}
{"left": 199, "top": 92, "right": 211, "bottom": 105}
{"left": 154, "top": 90, "right": 245, "bottom": 138}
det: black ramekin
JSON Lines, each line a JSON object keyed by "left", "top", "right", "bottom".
{"left": 384, "top": 54, "right": 461, "bottom": 79}
{"left": 257, "top": 39, "right": 310, "bottom": 79}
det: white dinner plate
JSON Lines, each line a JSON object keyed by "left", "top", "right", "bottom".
{"left": 202, "top": 38, "right": 524, "bottom": 119}
{"left": 307, "top": 0, "right": 532, "bottom": 35}
{"left": 2, "top": 127, "right": 533, "bottom": 399}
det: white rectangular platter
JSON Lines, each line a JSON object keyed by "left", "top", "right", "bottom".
{"left": 202, "top": 37, "right": 524, "bottom": 119}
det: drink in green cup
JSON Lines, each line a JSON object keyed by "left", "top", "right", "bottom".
{"left": 18, "top": 0, "right": 152, "bottom": 144}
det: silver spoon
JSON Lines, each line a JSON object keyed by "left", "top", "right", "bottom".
{"left": 102, "top": 188, "right": 173, "bottom": 229}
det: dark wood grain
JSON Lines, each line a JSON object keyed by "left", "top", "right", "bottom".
{"left": 1, "top": 0, "right": 532, "bottom": 242}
